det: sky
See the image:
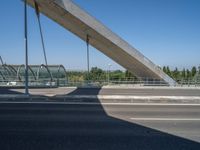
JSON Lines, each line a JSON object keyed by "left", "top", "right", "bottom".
{"left": 0, "top": 0, "right": 200, "bottom": 71}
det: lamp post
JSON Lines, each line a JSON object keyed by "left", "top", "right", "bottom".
{"left": 24, "top": 0, "right": 29, "bottom": 95}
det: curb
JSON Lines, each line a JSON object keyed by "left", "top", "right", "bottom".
{"left": 1, "top": 95, "right": 200, "bottom": 104}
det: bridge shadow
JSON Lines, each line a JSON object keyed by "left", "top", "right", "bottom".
{"left": 0, "top": 87, "right": 199, "bottom": 150}
{"left": 0, "top": 87, "right": 24, "bottom": 94}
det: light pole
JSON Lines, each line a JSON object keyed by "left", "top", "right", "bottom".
{"left": 24, "top": 0, "right": 29, "bottom": 95}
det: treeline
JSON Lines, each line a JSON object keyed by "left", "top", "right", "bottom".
{"left": 66, "top": 66, "right": 200, "bottom": 82}
{"left": 162, "top": 66, "right": 200, "bottom": 81}
{"left": 67, "top": 67, "right": 137, "bottom": 82}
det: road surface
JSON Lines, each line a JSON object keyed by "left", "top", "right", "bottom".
{"left": 0, "top": 102, "right": 199, "bottom": 150}
{"left": 1, "top": 87, "right": 200, "bottom": 96}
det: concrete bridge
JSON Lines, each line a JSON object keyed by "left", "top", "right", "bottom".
{"left": 26, "top": 0, "right": 175, "bottom": 85}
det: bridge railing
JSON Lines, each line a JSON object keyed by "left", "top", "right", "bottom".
{"left": 0, "top": 78, "right": 200, "bottom": 87}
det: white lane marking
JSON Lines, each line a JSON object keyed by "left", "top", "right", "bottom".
{"left": 2, "top": 95, "right": 200, "bottom": 99}
{"left": 0, "top": 101, "right": 200, "bottom": 106}
{"left": 130, "top": 118, "right": 200, "bottom": 121}
{"left": 56, "top": 95, "right": 200, "bottom": 100}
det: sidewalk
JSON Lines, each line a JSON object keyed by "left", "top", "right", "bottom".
{"left": 0, "top": 87, "right": 200, "bottom": 104}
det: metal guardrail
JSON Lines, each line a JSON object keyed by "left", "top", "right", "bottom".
{"left": 1, "top": 78, "right": 199, "bottom": 87}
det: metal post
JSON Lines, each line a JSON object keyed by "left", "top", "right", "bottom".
{"left": 86, "top": 35, "right": 90, "bottom": 83}
{"left": 24, "top": 0, "right": 29, "bottom": 95}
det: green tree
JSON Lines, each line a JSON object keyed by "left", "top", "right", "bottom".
{"left": 173, "top": 67, "right": 180, "bottom": 80}
{"left": 166, "top": 66, "right": 171, "bottom": 77}
{"left": 87, "top": 67, "right": 105, "bottom": 81}
{"left": 191, "top": 66, "right": 197, "bottom": 77}
{"left": 125, "top": 70, "right": 137, "bottom": 80}
{"left": 198, "top": 66, "right": 200, "bottom": 74}
{"left": 163, "top": 66, "right": 167, "bottom": 73}
{"left": 110, "top": 70, "right": 124, "bottom": 80}
{"left": 186, "top": 69, "right": 191, "bottom": 80}
{"left": 181, "top": 68, "right": 186, "bottom": 79}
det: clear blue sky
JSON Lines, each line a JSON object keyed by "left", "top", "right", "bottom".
{"left": 0, "top": 0, "right": 199, "bottom": 70}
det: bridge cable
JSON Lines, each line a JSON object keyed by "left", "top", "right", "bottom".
{"left": 34, "top": 1, "right": 48, "bottom": 66}
{"left": 0, "top": 56, "right": 6, "bottom": 80}
{"left": 34, "top": 1, "right": 53, "bottom": 82}
{"left": 0, "top": 56, "right": 4, "bottom": 65}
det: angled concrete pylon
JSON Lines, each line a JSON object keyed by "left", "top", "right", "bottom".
{"left": 27, "top": 0, "right": 176, "bottom": 85}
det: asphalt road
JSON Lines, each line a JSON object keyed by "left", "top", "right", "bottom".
{"left": 0, "top": 102, "right": 200, "bottom": 150}
{"left": 1, "top": 87, "right": 200, "bottom": 96}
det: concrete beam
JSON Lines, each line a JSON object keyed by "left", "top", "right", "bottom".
{"left": 26, "top": 0, "right": 176, "bottom": 85}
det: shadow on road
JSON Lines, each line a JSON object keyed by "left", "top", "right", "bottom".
{"left": 0, "top": 87, "right": 199, "bottom": 150}
{"left": 0, "top": 87, "right": 24, "bottom": 94}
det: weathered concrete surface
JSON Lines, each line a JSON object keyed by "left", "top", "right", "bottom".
{"left": 26, "top": 0, "right": 175, "bottom": 85}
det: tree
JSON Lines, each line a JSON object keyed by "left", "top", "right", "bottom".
{"left": 125, "top": 70, "right": 137, "bottom": 80}
{"left": 166, "top": 66, "right": 171, "bottom": 77}
{"left": 173, "top": 67, "right": 180, "bottom": 80}
{"left": 198, "top": 66, "right": 200, "bottom": 74}
{"left": 110, "top": 70, "right": 124, "bottom": 80}
{"left": 163, "top": 66, "right": 167, "bottom": 73}
{"left": 186, "top": 69, "right": 191, "bottom": 80}
{"left": 191, "top": 66, "right": 197, "bottom": 77}
{"left": 181, "top": 68, "right": 186, "bottom": 79}
{"left": 87, "top": 67, "right": 105, "bottom": 81}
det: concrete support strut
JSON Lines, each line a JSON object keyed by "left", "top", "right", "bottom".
{"left": 27, "top": 0, "right": 175, "bottom": 86}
